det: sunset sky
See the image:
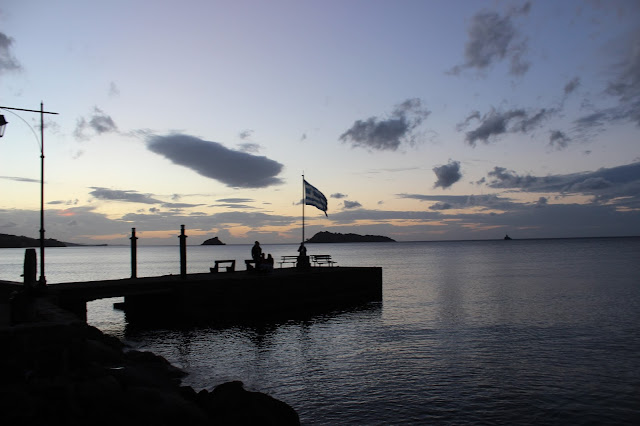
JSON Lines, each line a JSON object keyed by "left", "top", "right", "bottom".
{"left": 1, "top": 0, "right": 639, "bottom": 245}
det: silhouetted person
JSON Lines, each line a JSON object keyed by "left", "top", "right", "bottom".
{"left": 252, "top": 241, "right": 262, "bottom": 264}
{"left": 297, "top": 242, "right": 310, "bottom": 268}
{"left": 260, "top": 253, "right": 274, "bottom": 271}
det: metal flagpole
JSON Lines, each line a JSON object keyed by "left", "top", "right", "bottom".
{"left": 302, "top": 174, "right": 305, "bottom": 243}
{"left": 39, "top": 103, "right": 46, "bottom": 285}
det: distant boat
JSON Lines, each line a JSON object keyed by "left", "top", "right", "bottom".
{"left": 504, "top": 234, "right": 512, "bottom": 240}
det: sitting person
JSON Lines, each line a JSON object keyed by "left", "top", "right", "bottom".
{"left": 259, "top": 253, "right": 274, "bottom": 271}
{"left": 297, "top": 243, "right": 310, "bottom": 268}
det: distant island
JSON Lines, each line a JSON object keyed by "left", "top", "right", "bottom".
{"left": 306, "top": 231, "right": 395, "bottom": 243}
{"left": 0, "top": 233, "right": 67, "bottom": 248}
{"left": 0, "top": 233, "right": 107, "bottom": 248}
{"left": 201, "top": 236, "right": 226, "bottom": 245}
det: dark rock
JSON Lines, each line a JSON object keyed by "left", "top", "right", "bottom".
{"left": 306, "top": 231, "right": 396, "bottom": 243}
{"left": 1, "top": 299, "right": 300, "bottom": 425}
{"left": 202, "top": 236, "right": 226, "bottom": 245}
{"left": 205, "top": 380, "right": 300, "bottom": 425}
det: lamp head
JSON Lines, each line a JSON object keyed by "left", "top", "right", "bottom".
{"left": 0, "top": 115, "right": 7, "bottom": 137}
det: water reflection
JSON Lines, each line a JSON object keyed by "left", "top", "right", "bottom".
{"left": 122, "top": 301, "right": 383, "bottom": 392}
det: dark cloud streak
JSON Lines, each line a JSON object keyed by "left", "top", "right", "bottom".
{"left": 74, "top": 107, "right": 118, "bottom": 140}
{"left": 449, "top": 5, "right": 531, "bottom": 76}
{"left": 461, "top": 108, "right": 555, "bottom": 146}
{"left": 339, "top": 98, "right": 430, "bottom": 151}
{"left": 147, "top": 134, "right": 284, "bottom": 188}
{"left": 433, "top": 160, "right": 462, "bottom": 189}
{"left": 0, "top": 32, "right": 22, "bottom": 73}
{"left": 89, "top": 187, "right": 164, "bottom": 204}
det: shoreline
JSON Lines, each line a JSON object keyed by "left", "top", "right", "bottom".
{"left": 0, "top": 295, "right": 300, "bottom": 425}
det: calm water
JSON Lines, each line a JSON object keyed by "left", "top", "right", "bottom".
{"left": 2, "top": 238, "right": 639, "bottom": 424}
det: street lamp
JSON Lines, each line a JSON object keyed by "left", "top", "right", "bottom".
{"left": 0, "top": 103, "right": 59, "bottom": 286}
{"left": 0, "top": 115, "right": 7, "bottom": 137}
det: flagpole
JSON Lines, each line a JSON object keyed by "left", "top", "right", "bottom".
{"left": 302, "top": 174, "right": 305, "bottom": 243}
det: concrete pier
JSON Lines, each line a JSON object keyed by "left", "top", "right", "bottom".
{"left": 44, "top": 267, "right": 382, "bottom": 322}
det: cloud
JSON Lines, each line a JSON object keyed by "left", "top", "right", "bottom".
{"left": 564, "top": 77, "right": 580, "bottom": 96}
{"left": 237, "top": 142, "right": 261, "bottom": 153}
{"left": 89, "top": 187, "right": 164, "bottom": 204}
{"left": 0, "top": 175, "right": 39, "bottom": 183}
{"left": 48, "top": 199, "right": 79, "bottom": 206}
{"left": 108, "top": 81, "right": 120, "bottom": 97}
{"left": 449, "top": 5, "right": 531, "bottom": 76}
{"left": 481, "top": 162, "right": 640, "bottom": 209}
{"left": 461, "top": 107, "right": 555, "bottom": 146}
{"left": 343, "top": 200, "right": 362, "bottom": 209}
{"left": 216, "top": 198, "right": 254, "bottom": 204}
{"left": 161, "top": 202, "right": 204, "bottom": 209}
{"left": 567, "top": 177, "right": 612, "bottom": 192}
{"left": 239, "top": 129, "right": 254, "bottom": 140}
{"left": 486, "top": 166, "right": 539, "bottom": 188}
{"left": 74, "top": 107, "right": 118, "bottom": 140}
{"left": 339, "top": 98, "right": 431, "bottom": 151}
{"left": 331, "top": 193, "right": 347, "bottom": 199}
{"left": 147, "top": 133, "right": 284, "bottom": 188}
{"left": 212, "top": 198, "right": 256, "bottom": 209}
{"left": 534, "top": 197, "right": 548, "bottom": 208}
{"left": 433, "top": 160, "right": 462, "bottom": 189}
{"left": 399, "top": 193, "right": 518, "bottom": 211}
{"left": 606, "top": 30, "right": 640, "bottom": 105}
{"left": 549, "top": 130, "right": 570, "bottom": 150}
{"left": 429, "top": 202, "right": 453, "bottom": 210}
{"left": 0, "top": 32, "right": 22, "bottom": 73}
{"left": 576, "top": 29, "right": 640, "bottom": 129}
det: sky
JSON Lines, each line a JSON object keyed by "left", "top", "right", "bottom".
{"left": 1, "top": 0, "right": 639, "bottom": 245}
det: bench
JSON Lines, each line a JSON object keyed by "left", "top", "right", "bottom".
{"left": 210, "top": 259, "right": 235, "bottom": 273}
{"left": 311, "top": 254, "right": 337, "bottom": 267}
{"left": 279, "top": 255, "right": 299, "bottom": 268}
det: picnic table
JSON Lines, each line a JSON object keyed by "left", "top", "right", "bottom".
{"left": 279, "top": 255, "right": 299, "bottom": 268}
{"left": 311, "top": 254, "right": 337, "bottom": 267}
{"left": 210, "top": 259, "right": 236, "bottom": 273}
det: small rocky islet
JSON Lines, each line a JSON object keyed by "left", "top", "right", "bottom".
{"left": 305, "top": 231, "right": 395, "bottom": 243}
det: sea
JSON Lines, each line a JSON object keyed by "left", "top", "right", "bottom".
{"left": 1, "top": 237, "right": 639, "bottom": 425}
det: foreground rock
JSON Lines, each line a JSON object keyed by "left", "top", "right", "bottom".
{"left": 0, "top": 296, "right": 299, "bottom": 425}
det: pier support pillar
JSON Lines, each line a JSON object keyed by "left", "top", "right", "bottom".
{"left": 130, "top": 228, "right": 138, "bottom": 278}
{"left": 179, "top": 224, "right": 187, "bottom": 279}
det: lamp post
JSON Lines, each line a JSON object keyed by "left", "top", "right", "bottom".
{"left": 0, "top": 103, "right": 59, "bottom": 286}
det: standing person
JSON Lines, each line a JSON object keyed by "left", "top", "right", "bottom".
{"left": 297, "top": 242, "right": 309, "bottom": 268}
{"left": 251, "top": 241, "right": 262, "bottom": 264}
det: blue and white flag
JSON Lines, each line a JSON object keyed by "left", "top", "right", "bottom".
{"left": 304, "top": 179, "right": 328, "bottom": 216}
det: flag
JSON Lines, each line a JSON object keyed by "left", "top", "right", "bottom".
{"left": 304, "top": 179, "right": 328, "bottom": 216}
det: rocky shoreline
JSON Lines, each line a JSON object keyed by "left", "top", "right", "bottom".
{"left": 0, "top": 295, "right": 299, "bottom": 425}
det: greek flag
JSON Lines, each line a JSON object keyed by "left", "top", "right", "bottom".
{"left": 304, "top": 179, "right": 328, "bottom": 216}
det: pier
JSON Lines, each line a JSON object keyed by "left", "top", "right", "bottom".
{"left": 49, "top": 266, "right": 382, "bottom": 322}
{"left": 2, "top": 266, "right": 382, "bottom": 324}
{"left": 1, "top": 227, "right": 382, "bottom": 325}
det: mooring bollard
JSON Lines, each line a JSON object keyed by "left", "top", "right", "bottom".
{"left": 23, "top": 248, "right": 37, "bottom": 290}
{"left": 130, "top": 228, "right": 138, "bottom": 278}
{"left": 179, "top": 224, "right": 187, "bottom": 279}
